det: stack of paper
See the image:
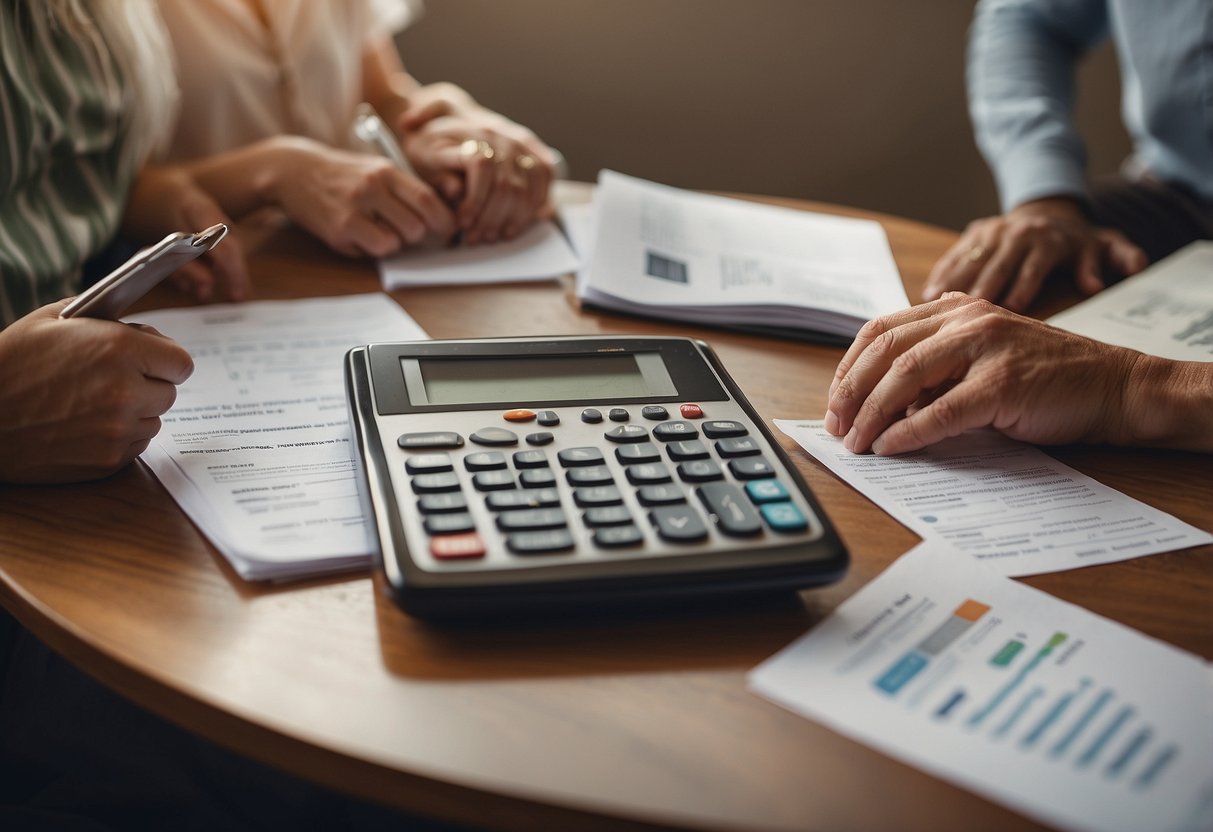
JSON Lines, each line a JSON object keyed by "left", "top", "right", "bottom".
{"left": 577, "top": 170, "right": 910, "bottom": 342}
{"left": 135, "top": 294, "right": 429, "bottom": 581}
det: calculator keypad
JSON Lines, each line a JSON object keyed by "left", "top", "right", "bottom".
{"left": 391, "top": 405, "right": 816, "bottom": 569}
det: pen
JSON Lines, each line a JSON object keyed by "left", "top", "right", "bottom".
{"left": 353, "top": 102, "right": 409, "bottom": 171}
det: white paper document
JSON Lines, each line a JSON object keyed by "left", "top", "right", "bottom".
{"left": 1049, "top": 242, "right": 1213, "bottom": 361}
{"left": 749, "top": 542, "right": 1213, "bottom": 832}
{"left": 134, "top": 294, "right": 428, "bottom": 581}
{"left": 775, "top": 420, "right": 1212, "bottom": 576}
{"left": 578, "top": 170, "right": 909, "bottom": 339}
{"left": 379, "top": 219, "right": 579, "bottom": 289}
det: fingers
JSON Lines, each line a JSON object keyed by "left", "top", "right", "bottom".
{"left": 923, "top": 223, "right": 991, "bottom": 301}
{"left": 868, "top": 379, "right": 996, "bottom": 456}
{"left": 398, "top": 99, "right": 452, "bottom": 132}
{"left": 456, "top": 147, "right": 496, "bottom": 235}
{"left": 204, "top": 228, "right": 250, "bottom": 302}
{"left": 1102, "top": 230, "right": 1148, "bottom": 279}
{"left": 387, "top": 175, "right": 456, "bottom": 242}
{"left": 1074, "top": 239, "right": 1104, "bottom": 296}
{"left": 126, "top": 325, "right": 194, "bottom": 384}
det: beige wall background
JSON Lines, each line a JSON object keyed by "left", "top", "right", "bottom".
{"left": 397, "top": 1, "right": 1131, "bottom": 231}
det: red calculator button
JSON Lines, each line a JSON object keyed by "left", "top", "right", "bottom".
{"left": 680, "top": 404, "right": 704, "bottom": 419}
{"left": 431, "top": 533, "right": 487, "bottom": 560}
{"left": 503, "top": 409, "right": 536, "bottom": 422}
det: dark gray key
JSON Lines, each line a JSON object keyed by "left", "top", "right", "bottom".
{"left": 649, "top": 505, "right": 708, "bottom": 542}
{"left": 636, "top": 484, "right": 686, "bottom": 506}
{"left": 472, "top": 470, "right": 516, "bottom": 491}
{"left": 536, "top": 410, "right": 560, "bottom": 426}
{"left": 464, "top": 451, "right": 507, "bottom": 471}
{"left": 678, "top": 460, "right": 724, "bottom": 483}
{"left": 558, "top": 446, "right": 605, "bottom": 467}
{"left": 583, "top": 505, "right": 633, "bottom": 526}
{"left": 398, "top": 431, "right": 463, "bottom": 450}
{"left": 697, "top": 483, "right": 763, "bottom": 536}
{"left": 417, "top": 493, "right": 467, "bottom": 514}
{"left": 411, "top": 472, "right": 461, "bottom": 493}
{"left": 625, "top": 462, "right": 672, "bottom": 485}
{"left": 728, "top": 456, "right": 777, "bottom": 480}
{"left": 652, "top": 421, "right": 699, "bottom": 441}
{"left": 512, "top": 450, "right": 549, "bottom": 469}
{"left": 701, "top": 420, "right": 748, "bottom": 438}
{"left": 405, "top": 453, "right": 453, "bottom": 474}
{"left": 507, "top": 529, "right": 575, "bottom": 554}
{"left": 715, "top": 436, "right": 761, "bottom": 457}
{"left": 423, "top": 513, "right": 476, "bottom": 535}
{"left": 666, "top": 439, "right": 709, "bottom": 461}
{"left": 525, "top": 432, "right": 554, "bottom": 446}
{"left": 496, "top": 508, "right": 567, "bottom": 532}
{"left": 566, "top": 465, "right": 614, "bottom": 487}
{"left": 469, "top": 427, "right": 518, "bottom": 446}
{"left": 573, "top": 485, "right": 624, "bottom": 507}
{"left": 615, "top": 441, "right": 660, "bottom": 464}
{"left": 580, "top": 408, "right": 603, "bottom": 423}
{"left": 641, "top": 405, "right": 669, "bottom": 421}
{"left": 608, "top": 407, "right": 630, "bottom": 422}
{"left": 486, "top": 488, "right": 560, "bottom": 511}
{"left": 593, "top": 524, "right": 644, "bottom": 548}
{"left": 604, "top": 424, "right": 649, "bottom": 443}
{"left": 520, "top": 468, "right": 557, "bottom": 488}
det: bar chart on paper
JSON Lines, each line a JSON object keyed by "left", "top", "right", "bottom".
{"left": 749, "top": 544, "right": 1213, "bottom": 832}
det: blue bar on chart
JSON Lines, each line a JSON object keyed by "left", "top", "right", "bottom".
{"left": 968, "top": 631, "right": 1067, "bottom": 728}
{"left": 875, "top": 599, "right": 991, "bottom": 695}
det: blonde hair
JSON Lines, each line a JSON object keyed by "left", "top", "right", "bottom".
{"left": 35, "top": 0, "right": 179, "bottom": 167}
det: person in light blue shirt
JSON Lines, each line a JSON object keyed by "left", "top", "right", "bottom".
{"left": 923, "top": 0, "right": 1213, "bottom": 312}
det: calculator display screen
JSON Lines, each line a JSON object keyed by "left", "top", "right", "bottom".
{"left": 406, "top": 352, "right": 677, "bottom": 406}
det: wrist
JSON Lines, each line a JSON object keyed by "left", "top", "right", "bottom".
{"left": 252, "top": 136, "right": 314, "bottom": 207}
{"left": 1010, "top": 196, "right": 1089, "bottom": 226}
{"left": 1117, "top": 353, "right": 1213, "bottom": 451}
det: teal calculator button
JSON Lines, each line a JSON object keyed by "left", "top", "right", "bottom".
{"left": 746, "top": 479, "right": 788, "bottom": 503}
{"left": 760, "top": 501, "right": 808, "bottom": 533}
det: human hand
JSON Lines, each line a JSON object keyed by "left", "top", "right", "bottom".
{"left": 126, "top": 165, "right": 250, "bottom": 304}
{"left": 824, "top": 293, "right": 1145, "bottom": 455}
{"left": 0, "top": 301, "right": 194, "bottom": 483}
{"left": 923, "top": 198, "right": 1148, "bottom": 312}
{"left": 398, "top": 103, "right": 557, "bottom": 244}
{"left": 264, "top": 137, "right": 456, "bottom": 258}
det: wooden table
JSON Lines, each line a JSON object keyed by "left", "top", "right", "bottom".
{"left": 2, "top": 189, "right": 1210, "bottom": 831}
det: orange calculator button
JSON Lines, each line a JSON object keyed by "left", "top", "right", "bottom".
{"left": 680, "top": 403, "right": 704, "bottom": 419}
{"left": 503, "top": 409, "right": 537, "bottom": 422}
{"left": 431, "top": 532, "right": 487, "bottom": 560}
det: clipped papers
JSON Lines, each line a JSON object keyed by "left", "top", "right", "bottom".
{"left": 578, "top": 170, "right": 909, "bottom": 341}
{"left": 134, "top": 294, "right": 429, "bottom": 581}
{"left": 749, "top": 542, "right": 1213, "bottom": 832}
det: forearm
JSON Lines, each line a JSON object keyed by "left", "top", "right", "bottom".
{"left": 1119, "top": 353, "right": 1213, "bottom": 452}
{"left": 178, "top": 136, "right": 309, "bottom": 219}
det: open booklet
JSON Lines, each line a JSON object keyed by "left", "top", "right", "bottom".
{"left": 576, "top": 170, "right": 910, "bottom": 343}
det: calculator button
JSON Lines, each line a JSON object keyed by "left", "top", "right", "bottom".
{"left": 486, "top": 488, "right": 560, "bottom": 511}
{"left": 637, "top": 484, "right": 686, "bottom": 506}
{"left": 536, "top": 410, "right": 560, "bottom": 426}
{"left": 573, "top": 485, "right": 624, "bottom": 507}
{"left": 424, "top": 513, "right": 477, "bottom": 535}
{"left": 745, "top": 479, "right": 789, "bottom": 504}
{"left": 616, "top": 441, "right": 661, "bottom": 464}
{"left": 399, "top": 431, "right": 463, "bottom": 450}
{"left": 496, "top": 508, "right": 568, "bottom": 532}
{"left": 503, "top": 409, "right": 536, "bottom": 422}
{"left": 417, "top": 493, "right": 468, "bottom": 514}
{"left": 469, "top": 427, "right": 519, "bottom": 446}
{"left": 583, "top": 505, "right": 633, "bottom": 526}
{"left": 728, "top": 456, "right": 777, "bottom": 480}
{"left": 566, "top": 465, "right": 614, "bottom": 487}
{"left": 760, "top": 502, "right": 809, "bottom": 533}
{"left": 652, "top": 421, "right": 699, "bottom": 441}
{"left": 641, "top": 405, "right": 669, "bottom": 421}
{"left": 677, "top": 460, "right": 724, "bottom": 483}
{"left": 558, "top": 447, "right": 605, "bottom": 467}
{"left": 472, "top": 470, "right": 516, "bottom": 491}
{"left": 507, "top": 529, "right": 575, "bottom": 554}
{"left": 666, "top": 439, "right": 710, "bottom": 461}
{"left": 679, "top": 403, "right": 704, "bottom": 419}
{"left": 604, "top": 424, "right": 649, "bottom": 443}
{"left": 593, "top": 524, "right": 644, "bottom": 548}
{"left": 519, "top": 468, "right": 557, "bottom": 489}
{"left": 405, "top": 453, "right": 453, "bottom": 474}
{"left": 411, "top": 472, "right": 461, "bottom": 493}
{"left": 581, "top": 408, "right": 603, "bottom": 424}
{"left": 702, "top": 420, "right": 748, "bottom": 438}
{"left": 650, "top": 505, "right": 708, "bottom": 543}
{"left": 715, "top": 437, "right": 761, "bottom": 457}
{"left": 625, "top": 462, "right": 673, "bottom": 485}
{"left": 512, "top": 450, "right": 549, "bottom": 469}
{"left": 697, "top": 483, "right": 762, "bottom": 536}
{"left": 464, "top": 451, "right": 507, "bottom": 471}
{"left": 608, "top": 407, "right": 630, "bottom": 422}
{"left": 430, "top": 532, "right": 486, "bottom": 561}
{"left": 525, "top": 431, "right": 554, "bottom": 446}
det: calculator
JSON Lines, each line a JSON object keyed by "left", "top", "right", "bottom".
{"left": 345, "top": 336, "right": 847, "bottom": 617}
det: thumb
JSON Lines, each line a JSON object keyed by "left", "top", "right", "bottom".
{"left": 398, "top": 99, "right": 449, "bottom": 132}
{"left": 1074, "top": 241, "right": 1104, "bottom": 296}
{"left": 1102, "top": 231, "right": 1148, "bottom": 278}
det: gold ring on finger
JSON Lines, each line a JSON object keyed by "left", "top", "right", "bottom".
{"left": 966, "top": 244, "right": 986, "bottom": 263}
{"left": 459, "top": 138, "right": 495, "bottom": 161}
{"left": 514, "top": 154, "right": 537, "bottom": 172}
